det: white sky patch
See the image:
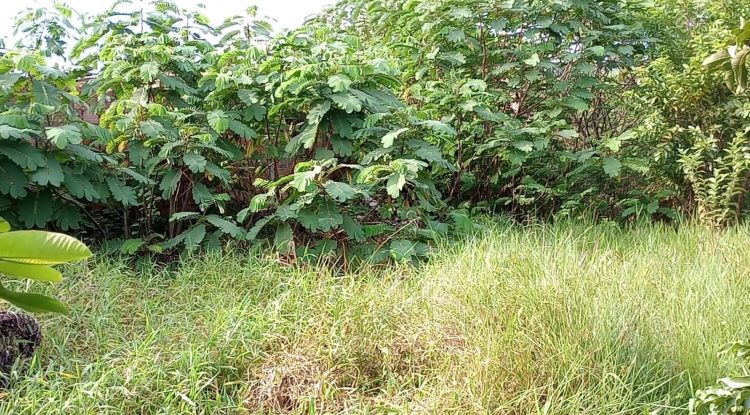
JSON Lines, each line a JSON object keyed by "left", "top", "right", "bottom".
{"left": 1, "top": 0, "right": 333, "bottom": 44}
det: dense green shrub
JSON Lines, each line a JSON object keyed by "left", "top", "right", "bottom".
{"left": 1, "top": 0, "right": 750, "bottom": 259}
{"left": 322, "top": 0, "right": 667, "bottom": 219}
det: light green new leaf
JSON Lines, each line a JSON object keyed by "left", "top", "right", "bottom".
{"left": 207, "top": 110, "right": 230, "bottom": 133}
{"left": 327, "top": 74, "right": 353, "bottom": 92}
{"left": 140, "top": 62, "right": 159, "bottom": 83}
{"left": 328, "top": 93, "right": 362, "bottom": 114}
{"left": 524, "top": 53, "right": 540, "bottom": 66}
{"left": 381, "top": 127, "right": 409, "bottom": 148}
{"left": 386, "top": 173, "right": 407, "bottom": 198}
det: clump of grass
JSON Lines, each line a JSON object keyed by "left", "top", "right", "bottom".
{"left": 0, "top": 221, "right": 747, "bottom": 414}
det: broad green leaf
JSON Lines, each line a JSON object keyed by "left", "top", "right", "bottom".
{"left": 0, "top": 284, "right": 68, "bottom": 314}
{"left": 55, "top": 203, "right": 83, "bottom": 231}
{"left": 170, "top": 212, "right": 200, "bottom": 222}
{"left": 228, "top": 120, "right": 257, "bottom": 139}
{"left": 46, "top": 125, "right": 82, "bottom": 149}
{"left": 447, "top": 28, "right": 465, "bottom": 43}
{"left": 63, "top": 172, "right": 100, "bottom": 201}
{"left": 563, "top": 96, "right": 589, "bottom": 111}
{"left": 160, "top": 169, "right": 182, "bottom": 198}
{"left": 246, "top": 216, "right": 271, "bottom": 240}
{"left": 0, "top": 160, "right": 28, "bottom": 198}
{"left": 389, "top": 239, "right": 417, "bottom": 261}
{"left": 0, "top": 125, "right": 27, "bottom": 139}
{"left": 183, "top": 152, "right": 207, "bottom": 173}
{"left": 119, "top": 239, "right": 145, "bottom": 255}
{"left": 0, "top": 142, "right": 46, "bottom": 169}
{"left": 316, "top": 200, "right": 343, "bottom": 232}
{"left": 31, "top": 157, "right": 64, "bottom": 186}
{"left": 416, "top": 120, "right": 457, "bottom": 136}
{"left": 238, "top": 89, "right": 259, "bottom": 105}
{"left": 290, "top": 170, "right": 317, "bottom": 192}
{"left": 0, "top": 218, "right": 9, "bottom": 233}
{"left": 192, "top": 182, "right": 213, "bottom": 208}
{"left": 450, "top": 210, "right": 474, "bottom": 233}
{"left": 703, "top": 49, "right": 730, "bottom": 70}
{"left": 0, "top": 73, "right": 21, "bottom": 93}
{"left": 206, "top": 215, "right": 244, "bottom": 238}
{"left": 331, "top": 135, "right": 353, "bottom": 156}
{"left": 513, "top": 140, "right": 534, "bottom": 152}
{"left": 274, "top": 222, "right": 293, "bottom": 252}
{"left": 602, "top": 157, "right": 622, "bottom": 177}
{"left": 524, "top": 53, "right": 540, "bottom": 66}
{"left": 17, "top": 192, "right": 54, "bottom": 228}
{"left": 31, "top": 80, "right": 61, "bottom": 106}
{"left": 286, "top": 123, "right": 319, "bottom": 153}
{"left": 342, "top": 214, "right": 365, "bottom": 242}
{"left": 0, "top": 230, "right": 91, "bottom": 264}
{"left": 324, "top": 181, "right": 358, "bottom": 202}
{"left": 0, "top": 260, "right": 62, "bottom": 281}
{"left": 720, "top": 376, "right": 750, "bottom": 389}
{"left": 183, "top": 224, "right": 207, "bottom": 251}
{"left": 307, "top": 101, "right": 331, "bottom": 124}
{"left": 106, "top": 178, "right": 138, "bottom": 206}
{"left": 587, "top": 46, "right": 606, "bottom": 57}
{"left": 139, "top": 120, "right": 163, "bottom": 138}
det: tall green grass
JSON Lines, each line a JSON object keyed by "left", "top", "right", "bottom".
{"left": 1, "top": 221, "right": 748, "bottom": 414}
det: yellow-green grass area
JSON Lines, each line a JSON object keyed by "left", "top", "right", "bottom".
{"left": 1, "top": 221, "right": 749, "bottom": 414}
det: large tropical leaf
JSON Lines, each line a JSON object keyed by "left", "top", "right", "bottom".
{"left": 0, "top": 230, "right": 92, "bottom": 265}
{"left": 0, "top": 284, "right": 68, "bottom": 314}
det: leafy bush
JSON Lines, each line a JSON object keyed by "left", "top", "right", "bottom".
{"left": 2, "top": 0, "right": 750, "bottom": 260}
